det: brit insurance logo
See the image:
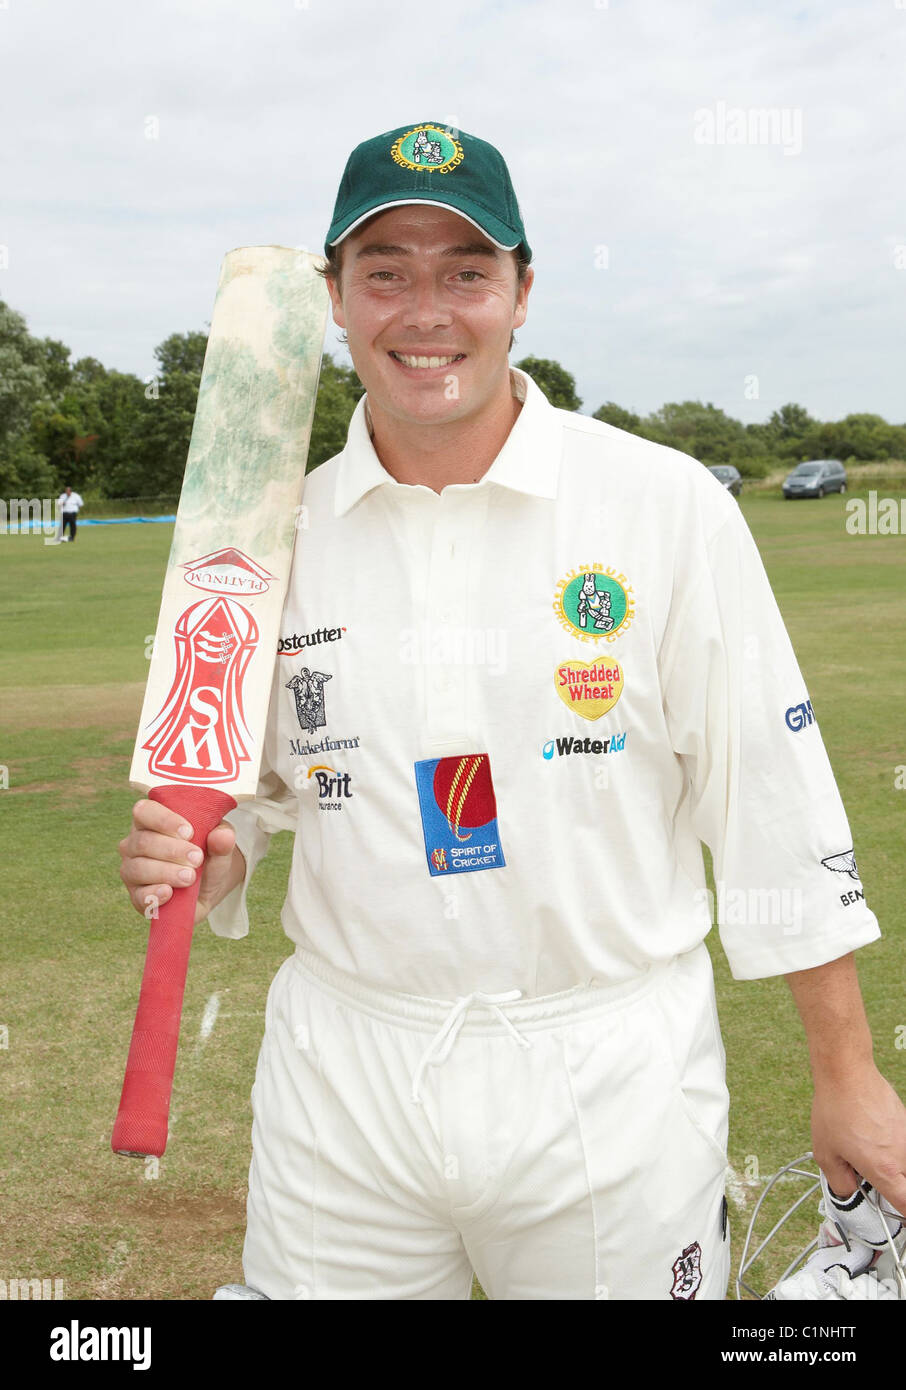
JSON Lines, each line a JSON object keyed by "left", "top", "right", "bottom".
{"left": 553, "top": 565, "right": 635, "bottom": 644}
{"left": 305, "top": 764, "right": 353, "bottom": 811}
{"left": 390, "top": 125, "right": 464, "bottom": 174}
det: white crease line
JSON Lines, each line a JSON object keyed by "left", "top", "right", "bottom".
{"left": 194, "top": 993, "right": 221, "bottom": 1056}
{"left": 727, "top": 1164, "right": 749, "bottom": 1211}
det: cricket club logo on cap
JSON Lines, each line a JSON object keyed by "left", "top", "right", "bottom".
{"left": 390, "top": 124, "right": 464, "bottom": 174}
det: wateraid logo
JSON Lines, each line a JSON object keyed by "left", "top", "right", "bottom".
{"left": 542, "top": 733, "right": 628, "bottom": 760}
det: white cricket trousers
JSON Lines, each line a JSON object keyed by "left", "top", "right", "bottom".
{"left": 243, "top": 942, "right": 731, "bottom": 1300}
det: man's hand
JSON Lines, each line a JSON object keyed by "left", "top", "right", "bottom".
{"left": 812, "top": 1064, "right": 906, "bottom": 1215}
{"left": 118, "top": 797, "right": 244, "bottom": 925}
{"left": 786, "top": 951, "right": 906, "bottom": 1215}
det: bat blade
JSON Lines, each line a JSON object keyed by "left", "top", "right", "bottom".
{"left": 112, "top": 246, "right": 328, "bottom": 1159}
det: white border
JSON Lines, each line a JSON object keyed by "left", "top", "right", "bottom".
{"left": 330, "top": 200, "right": 519, "bottom": 250}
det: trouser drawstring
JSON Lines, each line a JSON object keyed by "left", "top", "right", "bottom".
{"left": 410, "top": 989, "right": 533, "bottom": 1105}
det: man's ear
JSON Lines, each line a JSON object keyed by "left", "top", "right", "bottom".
{"left": 325, "top": 273, "right": 345, "bottom": 330}
{"left": 513, "top": 265, "right": 534, "bottom": 332}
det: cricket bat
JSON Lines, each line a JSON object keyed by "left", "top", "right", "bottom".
{"left": 112, "top": 245, "right": 328, "bottom": 1159}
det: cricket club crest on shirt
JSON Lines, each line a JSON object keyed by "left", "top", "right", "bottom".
{"left": 390, "top": 124, "right": 464, "bottom": 174}
{"left": 670, "top": 1242, "right": 703, "bottom": 1300}
{"left": 285, "top": 667, "right": 332, "bottom": 735}
{"left": 142, "top": 585, "right": 258, "bottom": 783}
{"left": 554, "top": 565, "right": 635, "bottom": 644}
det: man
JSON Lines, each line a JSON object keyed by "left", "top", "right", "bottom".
{"left": 119, "top": 122, "right": 906, "bottom": 1300}
{"left": 57, "top": 484, "right": 84, "bottom": 542}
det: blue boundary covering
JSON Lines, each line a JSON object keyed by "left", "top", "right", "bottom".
{"left": 16, "top": 515, "right": 177, "bottom": 531}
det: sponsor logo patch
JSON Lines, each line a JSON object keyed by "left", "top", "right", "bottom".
{"left": 286, "top": 667, "right": 331, "bottom": 735}
{"left": 278, "top": 626, "right": 346, "bottom": 654}
{"left": 305, "top": 764, "right": 352, "bottom": 811}
{"left": 821, "top": 848, "right": 859, "bottom": 881}
{"left": 542, "top": 732, "right": 627, "bottom": 760}
{"left": 670, "top": 1242, "right": 703, "bottom": 1300}
{"left": 414, "top": 754, "right": 506, "bottom": 876}
{"left": 785, "top": 699, "right": 816, "bottom": 732}
{"left": 553, "top": 566, "right": 635, "bottom": 644}
{"left": 554, "top": 657, "right": 624, "bottom": 720}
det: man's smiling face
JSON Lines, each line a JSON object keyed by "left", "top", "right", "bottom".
{"left": 325, "top": 205, "right": 532, "bottom": 431}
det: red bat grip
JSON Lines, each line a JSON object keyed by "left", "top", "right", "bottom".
{"left": 112, "top": 784, "right": 236, "bottom": 1158}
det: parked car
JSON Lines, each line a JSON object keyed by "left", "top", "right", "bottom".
{"left": 706, "top": 464, "right": 743, "bottom": 497}
{"left": 782, "top": 459, "right": 847, "bottom": 499}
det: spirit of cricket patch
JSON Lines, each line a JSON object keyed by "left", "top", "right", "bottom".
{"left": 414, "top": 754, "right": 506, "bottom": 876}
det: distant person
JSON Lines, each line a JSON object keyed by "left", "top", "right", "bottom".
{"left": 58, "top": 486, "right": 84, "bottom": 542}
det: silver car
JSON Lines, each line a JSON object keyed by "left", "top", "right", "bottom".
{"left": 782, "top": 459, "right": 847, "bottom": 499}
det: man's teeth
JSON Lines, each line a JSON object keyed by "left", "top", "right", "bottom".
{"left": 392, "top": 353, "right": 463, "bottom": 369}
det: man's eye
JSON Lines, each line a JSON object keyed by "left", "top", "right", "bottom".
{"left": 370, "top": 270, "right": 398, "bottom": 281}
{"left": 456, "top": 270, "right": 483, "bottom": 282}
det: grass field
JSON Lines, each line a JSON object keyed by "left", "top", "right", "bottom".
{"left": 1, "top": 486, "right": 904, "bottom": 1301}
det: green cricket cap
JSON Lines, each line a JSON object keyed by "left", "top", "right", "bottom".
{"left": 325, "top": 122, "right": 532, "bottom": 262}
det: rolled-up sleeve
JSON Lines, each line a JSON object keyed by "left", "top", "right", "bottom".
{"left": 206, "top": 668, "right": 297, "bottom": 940}
{"left": 660, "top": 506, "right": 880, "bottom": 979}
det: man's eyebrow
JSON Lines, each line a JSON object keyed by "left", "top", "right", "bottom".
{"left": 353, "top": 242, "right": 500, "bottom": 260}
{"left": 441, "top": 243, "right": 499, "bottom": 259}
{"left": 354, "top": 244, "right": 410, "bottom": 259}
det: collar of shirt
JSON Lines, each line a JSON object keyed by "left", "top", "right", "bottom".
{"left": 332, "top": 366, "right": 562, "bottom": 517}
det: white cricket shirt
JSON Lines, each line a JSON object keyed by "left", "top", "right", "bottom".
{"left": 208, "top": 368, "right": 880, "bottom": 996}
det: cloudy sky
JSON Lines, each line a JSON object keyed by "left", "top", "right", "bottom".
{"left": 2, "top": 0, "right": 904, "bottom": 424}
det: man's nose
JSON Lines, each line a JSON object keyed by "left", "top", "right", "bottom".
{"left": 402, "top": 278, "right": 454, "bottom": 331}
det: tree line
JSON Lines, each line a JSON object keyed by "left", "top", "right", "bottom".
{"left": 1, "top": 298, "right": 903, "bottom": 500}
